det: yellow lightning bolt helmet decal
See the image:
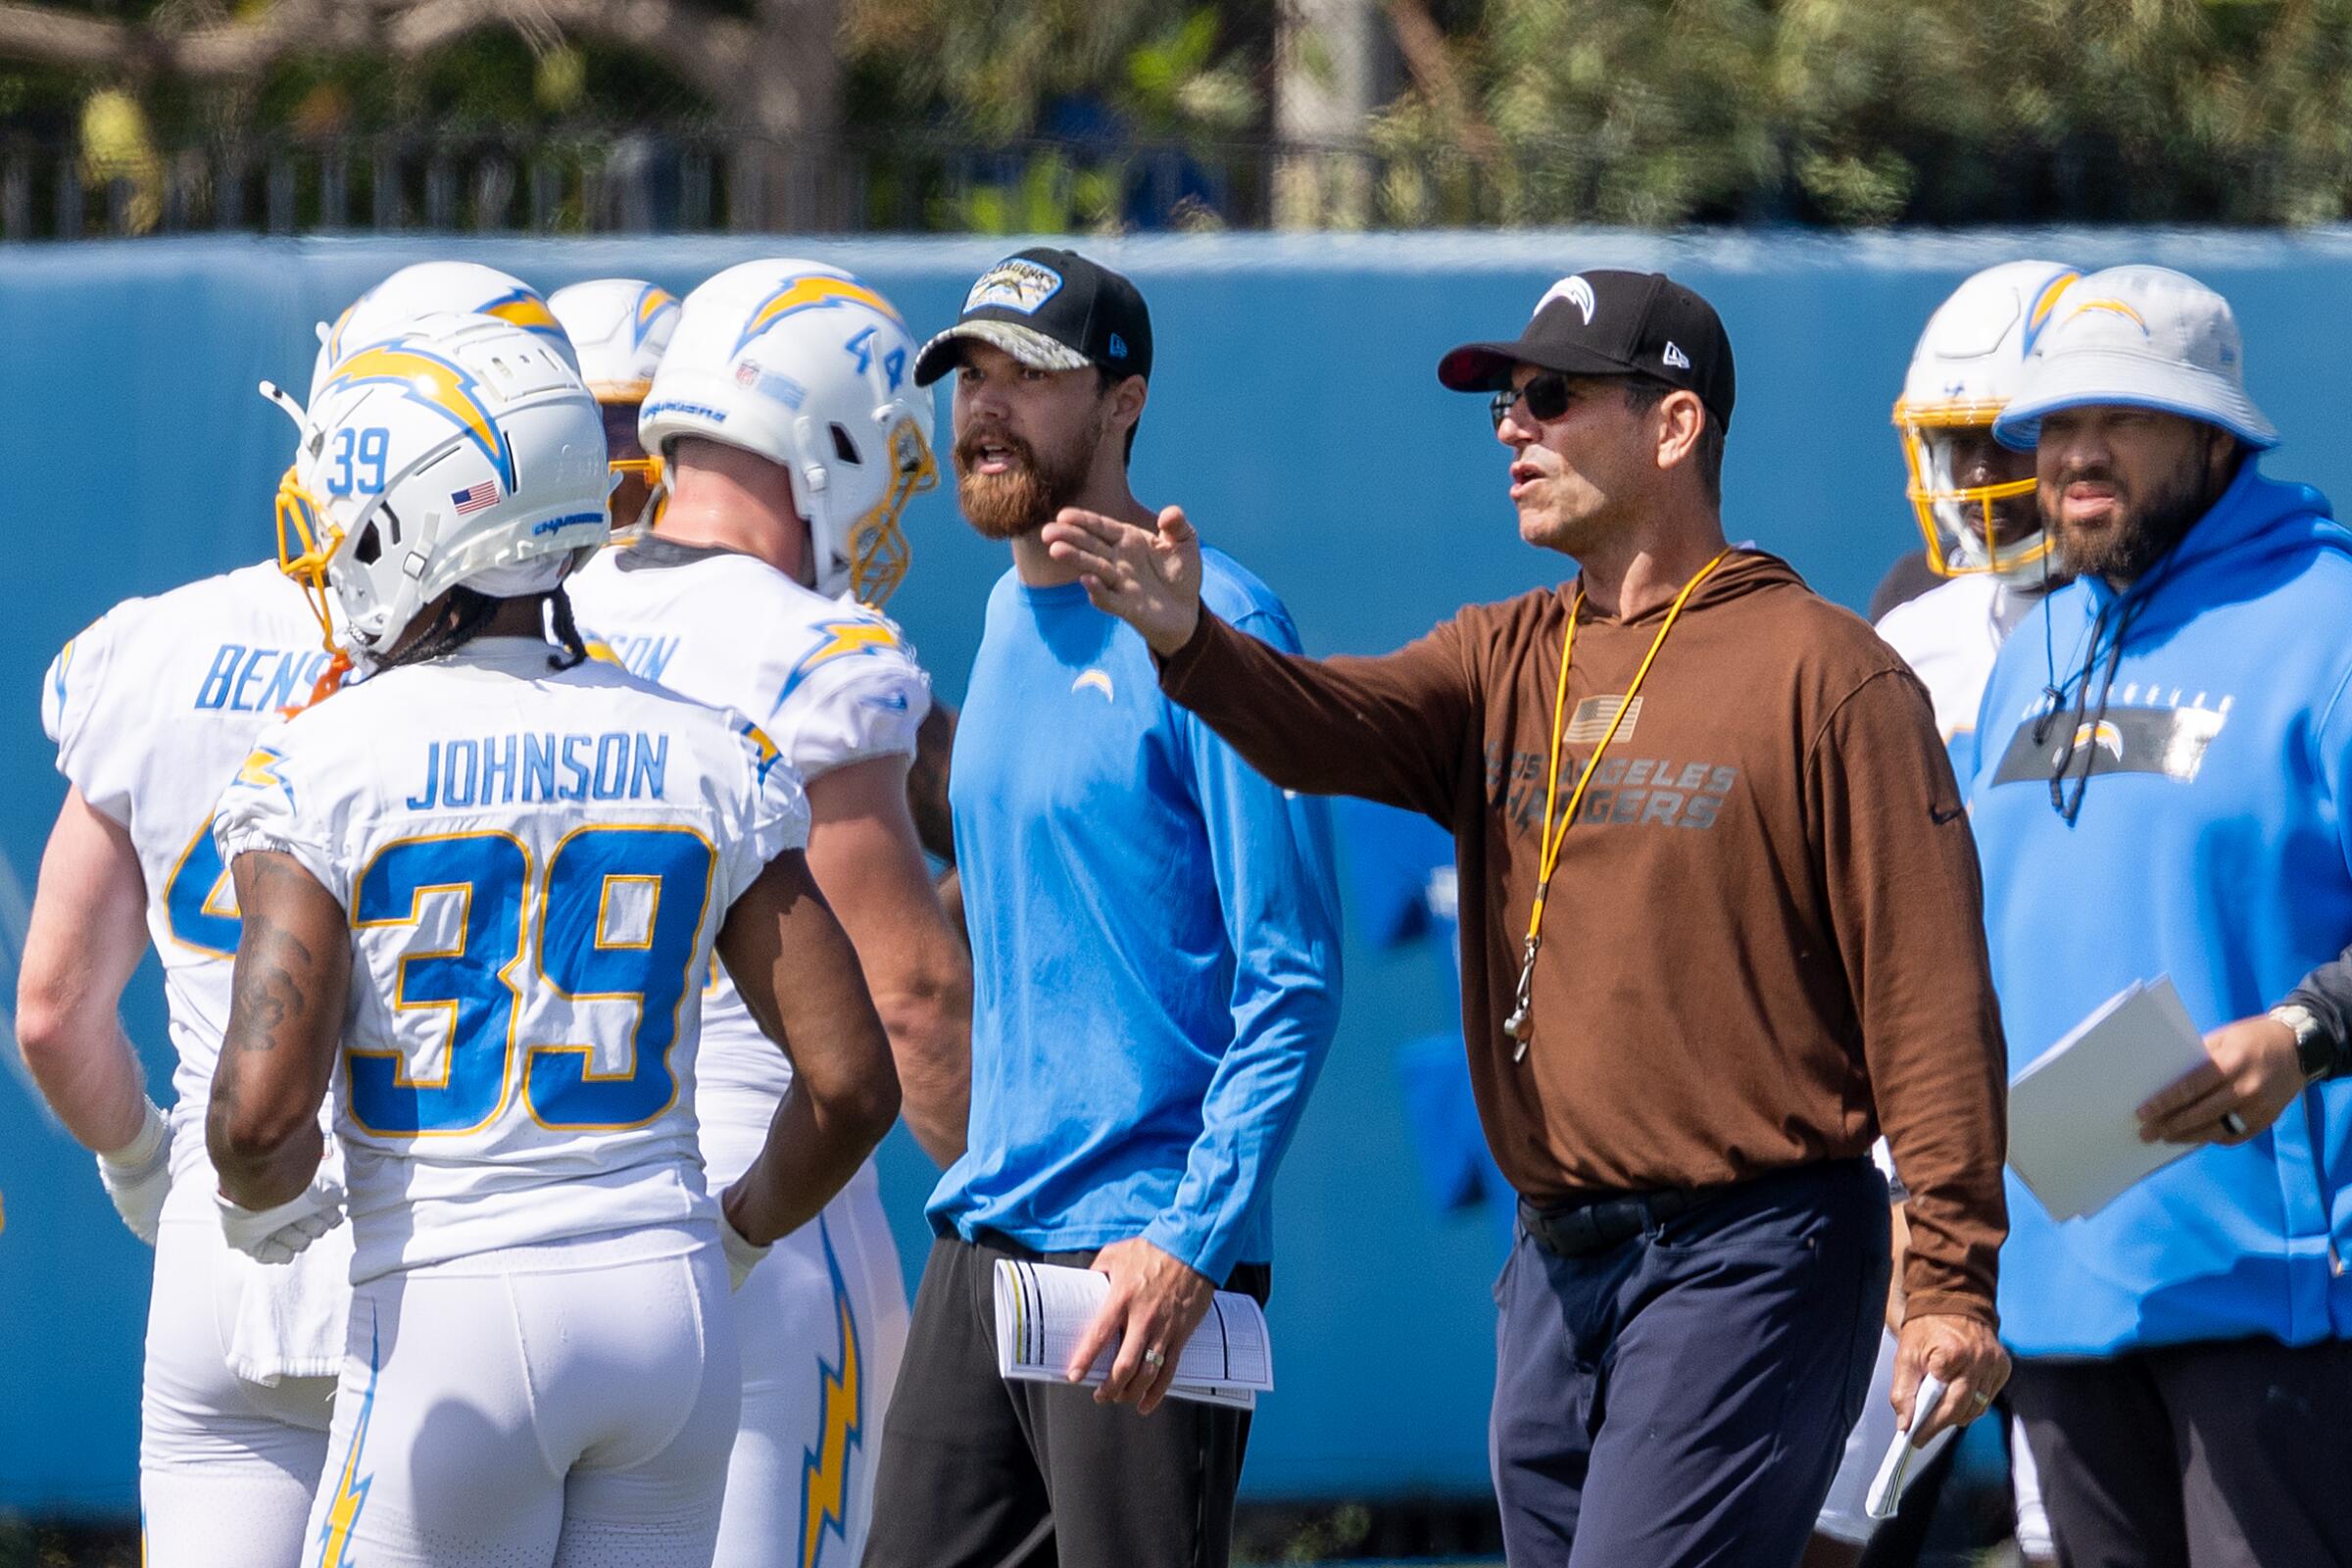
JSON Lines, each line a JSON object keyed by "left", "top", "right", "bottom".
{"left": 316, "top": 1311, "right": 380, "bottom": 1566}
{"left": 321, "top": 297, "right": 365, "bottom": 367}
{"left": 318, "top": 343, "right": 515, "bottom": 492}
{"left": 635, "top": 284, "right": 681, "bottom": 347}
{"left": 735, "top": 274, "right": 905, "bottom": 355}
{"left": 477, "top": 285, "right": 566, "bottom": 341}
{"left": 800, "top": 1220, "right": 865, "bottom": 1568}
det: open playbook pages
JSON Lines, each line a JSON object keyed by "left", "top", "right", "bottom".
{"left": 992, "top": 1259, "right": 1274, "bottom": 1412}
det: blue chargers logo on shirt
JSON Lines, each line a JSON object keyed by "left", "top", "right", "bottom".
{"left": 963, "top": 259, "right": 1062, "bottom": 317}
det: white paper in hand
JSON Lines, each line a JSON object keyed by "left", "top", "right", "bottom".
{"left": 1865, "top": 1373, "right": 1955, "bottom": 1520}
{"left": 2007, "top": 976, "right": 2210, "bottom": 1220}
{"left": 991, "top": 1259, "right": 1273, "bottom": 1411}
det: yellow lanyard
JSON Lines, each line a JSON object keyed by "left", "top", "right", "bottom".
{"left": 1504, "top": 548, "right": 1733, "bottom": 1058}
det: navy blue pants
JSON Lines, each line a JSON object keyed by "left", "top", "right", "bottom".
{"left": 1491, "top": 1158, "right": 1890, "bottom": 1568}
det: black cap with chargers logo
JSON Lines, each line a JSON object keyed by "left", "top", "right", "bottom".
{"left": 914, "top": 248, "right": 1152, "bottom": 388}
{"left": 1438, "top": 270, "right": 1737, "bottom": 431}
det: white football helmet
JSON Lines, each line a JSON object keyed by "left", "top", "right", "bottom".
{"left": 549, "top": 278, "right": 680, "bottom": 402}
{"left": 312, "top": 262, "right": 574, "bottom": 402}
{"left": 273, "top": 313, "right": 610, "bottom": 658}
{"left": 549, "top": 278, "right": 679, "bottom": 534}
{"left": 640, "top": 259, "right": 937, "bottom": 606}
{"left": 1893, "top": 260, "right": 2080, "bottom": 582}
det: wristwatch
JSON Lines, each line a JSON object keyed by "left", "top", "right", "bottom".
{"left": 2269, "top": 1003, "right": 2337, "bottom": 1083}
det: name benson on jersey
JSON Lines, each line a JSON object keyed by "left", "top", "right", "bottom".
{"left": 195, "top": 642, "right": 338, "bottom": 713}
{"left": 401, "top": 730, "right": 674, "bottom": 810}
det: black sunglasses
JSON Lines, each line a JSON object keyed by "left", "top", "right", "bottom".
{"left": 1490, "top": 372, "right": 1577, "bottom": 431}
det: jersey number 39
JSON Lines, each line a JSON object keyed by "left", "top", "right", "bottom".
{"left": 350, "top": 825, "right": 714, "bottom": 1137}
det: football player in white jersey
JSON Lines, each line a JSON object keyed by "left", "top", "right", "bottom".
{"left": 17, "top": 261, "right": 583, "bottom": 1568}
{"left": 1807, "top": 261, "right": 2076, "bottom": 1568}
{"left": 205, "top": 310, "right": 900, "bottom": 1568}
{"left": 22, "top": 565, "right": 344, "bottom": 1567}
{"left": 565, "top": 259, "right": 971, "bottom": 1568}
{"left": 1876, "top": 260, "right": 2082, "bottom": 763}
{"left": 8, "top": 261, "right": 559, "bottom": 1567}
{"left": 549, "top": 277, "right": 679, "bottom": 537}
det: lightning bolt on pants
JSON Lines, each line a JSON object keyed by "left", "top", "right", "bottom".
{"left": 302, "top": 1222, "right": 739, "bottom": 1568}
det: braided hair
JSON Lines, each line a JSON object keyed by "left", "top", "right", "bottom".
{"left": 374, "top": 584, "right": 506, "bottom": 672}
{"left": 546, "top": 583, "right": 590, "bottom": 670}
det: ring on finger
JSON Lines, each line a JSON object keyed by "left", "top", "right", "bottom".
{"left": 1143, "top": 1347, "right": 1166, "bottom": 1369}
{"left": 2220, "top": 1110, "right": 2249, "bottom": 1138}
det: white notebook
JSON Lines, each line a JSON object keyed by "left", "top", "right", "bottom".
{"left": 992, "top": 1259, "right": 1273, "bottom": 1412}
{"left": 2007, "top": 976, "right": 2210, "bottom": 1220}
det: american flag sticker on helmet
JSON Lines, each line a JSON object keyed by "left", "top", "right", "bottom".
{"left": 450, "top": 480, "right": 498, "bottom": 514}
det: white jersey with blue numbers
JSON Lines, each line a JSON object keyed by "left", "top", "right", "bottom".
{"left": 568, "top": 538, "right": 930, "bottom": 1106}
{"left": 40, "top": 561, "right": 339, "bottom": 1115}
{"left": 211, "top": 637, "right": 808, "bottom": 1281}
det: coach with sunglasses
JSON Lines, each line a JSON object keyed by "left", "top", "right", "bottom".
{"left": 1043, "top": 270, "right": 2013, "bottom": 1566}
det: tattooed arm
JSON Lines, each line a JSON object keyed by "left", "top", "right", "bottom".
{"left": 207, "top": 850, "right": 351, "bottom": 1211}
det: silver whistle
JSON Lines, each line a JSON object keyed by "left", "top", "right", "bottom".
{"left": 1506, "top": 935, "right": 1539, "bottom": 1060}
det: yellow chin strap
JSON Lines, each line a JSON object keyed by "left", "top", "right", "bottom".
{"left": 846, "top": 419, "right": 939, "bottom": 608}
{"left": 1892, "top": 398, "right": 2055, "bottom": 578}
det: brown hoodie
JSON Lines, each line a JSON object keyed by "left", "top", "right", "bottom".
{"left": 1160, "top": 549, "right": 2007, "bottom": 1324}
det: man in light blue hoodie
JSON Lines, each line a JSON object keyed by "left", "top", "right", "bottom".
{"left": 1969, "top": 265, "right": 2352, "bottom": 1567}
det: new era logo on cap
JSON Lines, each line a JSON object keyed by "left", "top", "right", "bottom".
{"left": 1663, "top": 342, "right": 1691, "bottom": 369}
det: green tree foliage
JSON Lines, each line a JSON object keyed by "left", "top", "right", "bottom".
{"left": 1369, "top": 0, "right": 2352, "bottom": 226}
{"left": 13, "top": 0, "right": 2352, "bottom": 228}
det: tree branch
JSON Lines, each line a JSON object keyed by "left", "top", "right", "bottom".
{"left": 0, "top": 4, "right": 124, "bottom": 70}
{"left": 0, "top": 0, "right": 754, "bottom": 103}
{"left": 386, "top": 0, "right": 759, "bottom": 108}
{"left": 1383, "top": 0, "right": 1499, "bottom": 167}
{"left": 0, "top": 0, "right": 383, "bottom": 77}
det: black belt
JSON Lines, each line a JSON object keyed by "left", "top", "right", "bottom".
{"left": 1517, "top": 1185, "right": 1716, "bottom": 1259}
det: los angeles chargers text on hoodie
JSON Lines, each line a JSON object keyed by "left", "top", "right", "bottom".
{"left": 1969, "top": 461, "right": 2352, "bottom": 1356}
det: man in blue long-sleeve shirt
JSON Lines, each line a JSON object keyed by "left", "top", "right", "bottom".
{"left": 860, "top": 249, "right": 1343, "bottom": 1568}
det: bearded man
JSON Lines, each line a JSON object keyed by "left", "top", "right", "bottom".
{"left": 857, "top": 249, "right": 1344, "bottom": 1568}
{"left": 1966, "top": 264, "right": 2352, "bottom": 1568}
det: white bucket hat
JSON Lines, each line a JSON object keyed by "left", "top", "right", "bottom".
{"left": 1992, "top": 265, "right": 2277, "bottom": 451}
